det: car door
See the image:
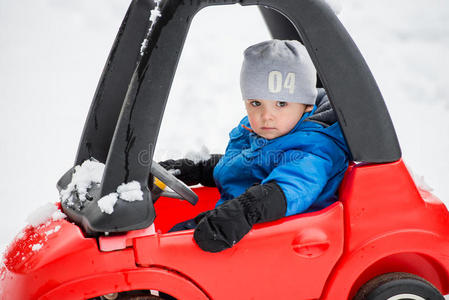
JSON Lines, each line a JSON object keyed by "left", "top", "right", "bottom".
{"left": 134, "top": 201, "right": 344, "bottom": 299}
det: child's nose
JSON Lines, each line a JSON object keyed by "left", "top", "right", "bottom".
{"left": 261, "top": 108, "right": 275, "bottom": 121}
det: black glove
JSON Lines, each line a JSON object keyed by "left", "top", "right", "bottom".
{"left": 193, "top": 181, "right": 287, "bottom": 253}
{"left": 159, "top": 154, "right": 222, "bottom": 187}
{"left": 167, "top": 210, "right": 212, "bottom": 232}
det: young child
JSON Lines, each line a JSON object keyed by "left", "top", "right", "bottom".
{"left": 160, "top": 39, "right": 349, "bottom": 253}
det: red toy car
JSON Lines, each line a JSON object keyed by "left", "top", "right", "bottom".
{"left": 1, "top": 0, "right": 448, "bottom": 299}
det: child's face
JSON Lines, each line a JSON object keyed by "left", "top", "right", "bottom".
{"left": 244, "top": 99, "right": 313, "bottom": 140}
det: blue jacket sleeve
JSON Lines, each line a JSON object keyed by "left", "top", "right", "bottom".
{"left": 261, "top": 136, "right": 346, "bottom": 216}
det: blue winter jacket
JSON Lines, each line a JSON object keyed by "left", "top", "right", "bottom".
{"left": 213, "top": 91, "right": 350, "bottom": 216}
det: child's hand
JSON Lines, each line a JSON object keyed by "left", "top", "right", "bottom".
{"left": 193, "top": 198, "right": 252, "bottom": 252}
{"left": 159, "top": 159, "right": 202, "bottom": 186}
{"left": 158, "top": 155, "right": 223, "bottom": 187}
{"left": 193, "top": 182, "right": 287, "bottom": 252}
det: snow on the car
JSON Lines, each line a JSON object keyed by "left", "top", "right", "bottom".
{"left": 59, "top": 159, "right": 105, "bottom": 204}
{"left": 140, "top": 0, "right": 163, "bottom": 56}
{"left": 25, "top": 202, "right": 67, "bottom": 227}
{"left": 15, "top": 232, "right": 24, "bottom": 240}
{"left": 97, "top": 193, "right": 119, "bottom": 214}
{"left": 150, "top": 0, "right": 162, "bottom": 22}
{"left": 98, "top": 181, "right": 144, "bottom": 214}
{"left": 58, "top": 158, "right": 144, "bottom": 215}
{"left": 117, "top": 181, "right": 144, "bottom": 202}
{"left": 45, "top": 225, "right": 61, "bottom": 237}
{"left": 31, "top": 244, "right": 43, "bottom": 251}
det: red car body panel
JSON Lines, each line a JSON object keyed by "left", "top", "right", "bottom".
{"left": 321, "top": 160, "right": 449, "bottom": 299}
{"left": 1, "top": 159, "right": 449, "bottom": 299}
{"left": 136, "top": 200, "right": 344, "bottom": 299}
{"left": 40, "top": 268, "right": 209, "bottom": 300}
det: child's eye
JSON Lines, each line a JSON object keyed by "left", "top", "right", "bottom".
{"left": 250, "top": 101, "right": 261, "bottom": 107}
{"left": 276, "top": 101, "right": 287, "bottom": 107}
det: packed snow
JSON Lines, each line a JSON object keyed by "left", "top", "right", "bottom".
{"left": 0, "top": 1, "right": 448, "bottom": 296}
{"left": 97, "top": 193, "right": 119, "bottom": 214}
{"left": 98, "top": 181, "right": 144, "bottom": 214}
{"left": 59, "top": 159, "right": 105, "bottom": 203}
{"left": 117, "top": 181, "right": 144, "bottom": 202}
{"left": 58, "top": 158, "right": 144, "bottom": 214}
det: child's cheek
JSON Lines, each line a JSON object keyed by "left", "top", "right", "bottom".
{"left": 246, "top": 113, "right": 258, "bottom": 129}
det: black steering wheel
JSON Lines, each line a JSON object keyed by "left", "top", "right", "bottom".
{"left": 150, "top": 160, "right": 198, "bottom": 205}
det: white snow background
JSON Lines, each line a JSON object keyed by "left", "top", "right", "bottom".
{"left": 0, "top": 0, "right": 448, "bottom": 292}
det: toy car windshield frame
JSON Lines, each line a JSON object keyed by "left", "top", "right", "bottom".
{"left": 58, "top": 0, "right": 402, "bottom": 234}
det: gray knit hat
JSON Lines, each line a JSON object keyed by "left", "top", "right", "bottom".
{"left": 240, "top": 39, "right": 317, "bottom": 105}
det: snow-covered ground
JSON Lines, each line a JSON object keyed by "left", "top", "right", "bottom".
{"left": 0, "top": 0, "right": 448, "bottom": 294}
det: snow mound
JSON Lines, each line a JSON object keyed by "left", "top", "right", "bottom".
{"left": 59, "top": 159, "right": 105, "bottom": 203}
{"left": 26, "top": 202, "right": 67, "bottom": 227}
{"left": 97, "top": 193, "right": 119, "bottom": 214}
{"left": 117, "top": 181, "right": 144, "bottom": 202}
{"left": 59, "top": 159, "right": 145, "bottom": 215}
{"left": 98, "top": 181, "right": 144, "bottom": 214}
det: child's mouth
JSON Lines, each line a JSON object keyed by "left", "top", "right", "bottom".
{"left": 261, "top": 127, "right": 276, "bottom": 130}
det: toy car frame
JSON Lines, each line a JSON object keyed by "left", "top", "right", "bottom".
{"left": 1, "top": 0, "right": 449, "bottom": 299}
